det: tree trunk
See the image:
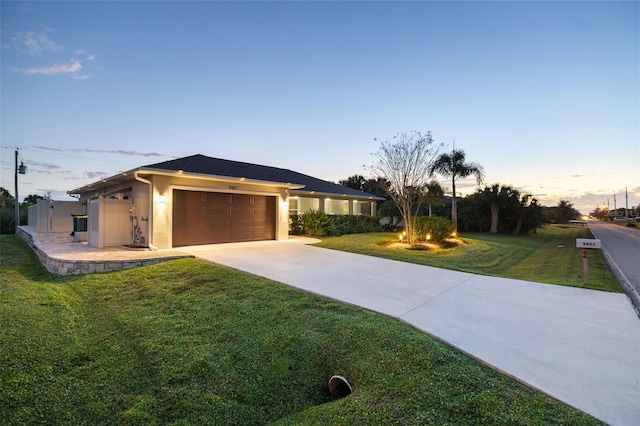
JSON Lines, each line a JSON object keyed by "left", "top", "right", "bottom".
{"left": 490, "top": 203, "right": 499, "bottom": 234}
{"left": 514, "top": 215, "right": 524, "bottom": 235}
{"left": 451, "top": 179, "right": 457, "bottom": 230}
{"left": 400, "top": 199, "right": 415, "bottom": 244}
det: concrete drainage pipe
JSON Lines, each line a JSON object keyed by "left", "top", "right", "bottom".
{"left": 328, "top": 375, "right": 352, "bottom": 397}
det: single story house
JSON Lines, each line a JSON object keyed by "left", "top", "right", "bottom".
{"left": 68, "top": 154, "right": 384, "bottom": 249}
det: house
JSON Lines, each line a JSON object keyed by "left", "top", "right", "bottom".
{"left": 68, "top": 154, "right": 384, "bottom": 249}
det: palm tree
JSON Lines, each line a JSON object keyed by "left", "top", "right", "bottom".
{"left": 430, "top": 149, "right": 484, "bottom": 230}
{"left": 479, "top": 184, "right": 518, "bottom": 234}
{"left": 423, "top": 180, "right": 445, "bottom": 217}
{"left": 513, "top": 193, "right": 532, "bottom": 235}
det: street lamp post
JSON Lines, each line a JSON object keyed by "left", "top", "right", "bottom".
{"left": 14, "top": 149, "right": 27, "bottom": 233}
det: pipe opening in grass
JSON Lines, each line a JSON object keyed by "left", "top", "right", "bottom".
{"left": 328, "top": 375, "right": 352, "bottom": 398}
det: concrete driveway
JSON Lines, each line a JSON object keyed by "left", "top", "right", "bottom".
{"left": 186, "top": 238, "right": 640, "bottom": 426}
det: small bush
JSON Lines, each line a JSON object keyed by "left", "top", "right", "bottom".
{"left": 328, "top": 215, "right": 381, "bottom": 236}
{"left": 300, "top": 209, "right": 333, "bottom": 237}
{"left": 289, "top": 214, "right": 305, "bottom": 235}
{"left": 414, "top": 216, "right": 454, "bottom": 242}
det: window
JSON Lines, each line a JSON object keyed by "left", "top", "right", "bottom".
{"left": 298, "top": 197, "right": 319, "bottom": 214}
{"left": 326, "top": 199, "right": 348, "bottom": 215}
{"left": 360, "top": 201, "right": 372, "bottom": 215}
{"left": 289, "top": 197, "right": 298, "bottom": 215}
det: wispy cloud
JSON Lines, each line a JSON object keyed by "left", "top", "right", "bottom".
{"left": 12, "top": 59, "right": 89, "bottom": 79}
{"left": 7, "top": 31, "right": 63, "bottom": 56}
{"left": 7, "top": 31, "right": 96, "bottom": 79}
{"left": 70, "top": 149, "right": 165, "bottom": 158}
{"left": 33, "top": 146, "right": 165, "bottom": 157}
{"left": 25, "top": 160, "right": 62, "bottom": 170}
{"left": 84, "top": 171, "right": 108, "bottom": 179}
{"left": 73, "top": 49, "right": 95, "bottom": 61}
{"left": 32, "top": 145, "right": 64, "bottom": 152}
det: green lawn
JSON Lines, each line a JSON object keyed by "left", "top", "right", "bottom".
{"left": 0, "top": 235, "right": 603, "bottom": 425}
{"left": 314, "top": 225, "right": 621, "bottom": 293}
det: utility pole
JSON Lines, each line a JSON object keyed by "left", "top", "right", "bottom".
{"left": 14, "top": 150, "right": 19, "bottom": 232}
{"left": 14, "top": 149, "right": 27, "bottom": 233}
{"left": 625, "top": 186, "right": 629, "bottom": 218}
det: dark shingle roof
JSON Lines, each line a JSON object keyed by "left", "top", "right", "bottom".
{"left": 143, "top": 154, "right": 382, "bottom": 199}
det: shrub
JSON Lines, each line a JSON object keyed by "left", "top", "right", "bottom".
{"left": 291, "top": 212, "right": 382, "bottom": 237}
{"left": 414, "top": 216, "right": 454, "bottom": 242}
{"left": 289, "top": 214, "right": 305, "bottom": 235}
{"left": 300, "top": 209, "right": 333, "bottom": 237}
{"left": 328, "top": 215, "right": 381, "bottom": 236}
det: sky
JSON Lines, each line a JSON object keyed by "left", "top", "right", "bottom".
{"left": 1, "top": 0, "right": 638, "bottom": 214}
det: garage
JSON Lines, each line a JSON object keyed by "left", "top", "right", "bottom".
{"left": 172, "top": 190, "right": 276, "bottom": 247}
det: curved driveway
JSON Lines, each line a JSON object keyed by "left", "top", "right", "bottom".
{"left": 186, "top": 238, "right": 640, "bottom": 426}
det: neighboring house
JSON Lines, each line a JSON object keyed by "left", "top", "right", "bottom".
{"left": 68, "top": 154, "right": 384, "bottom": 249}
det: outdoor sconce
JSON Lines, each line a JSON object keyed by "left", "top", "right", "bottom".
{"left": 157, "top": 193, "right": 167, "bottom": 204}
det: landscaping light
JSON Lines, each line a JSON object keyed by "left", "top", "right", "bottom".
{"left": 451, "top": 231, "right": 457, "bottom": 238}
{"left": 399, "top": 234, "right": 403, "bottom": 242}
{"left": 426, "top": 233, "right": 431, "bottom": 241}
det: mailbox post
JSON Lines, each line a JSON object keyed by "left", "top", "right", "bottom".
{"left": 576, "top": 239, "right": 602, "bottom": 284}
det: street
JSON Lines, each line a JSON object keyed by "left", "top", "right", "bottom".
{"left": 588, "top": 220, "right": 640, "bottom": 314}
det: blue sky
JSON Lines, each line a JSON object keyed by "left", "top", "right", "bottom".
{"left": 1, "top": 1, "right": 638, "bottom": 214}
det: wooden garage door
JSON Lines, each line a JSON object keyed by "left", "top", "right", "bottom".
{"left": 172, "top": 190, "right": 276, "bottom": 247}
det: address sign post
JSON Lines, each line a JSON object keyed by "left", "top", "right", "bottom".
{"left": 576, "top": 239, "right": 602, "bottom": 284}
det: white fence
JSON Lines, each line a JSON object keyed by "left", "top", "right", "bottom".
{"left": 27, "top": 200, "right": 85, "bottom": 233}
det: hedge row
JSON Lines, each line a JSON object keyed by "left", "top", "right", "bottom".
{"left": 290, "top": 210, "right": 380, "bottom": 237}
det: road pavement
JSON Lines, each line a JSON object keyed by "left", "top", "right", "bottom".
{"left": 588, "top": 220, "right": 640, "bottom": 314}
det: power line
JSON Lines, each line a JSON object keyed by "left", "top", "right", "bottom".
{"left": 1, "top": 145, "right": 171, "bottom": 167}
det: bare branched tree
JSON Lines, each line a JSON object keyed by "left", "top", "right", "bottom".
{"left": 370, "top": 131, "right": 443, "bottom": 244}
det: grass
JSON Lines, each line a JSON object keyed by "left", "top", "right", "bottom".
{"left": 313, "top": 225, "right": 621, "bottom": 293}
{"left": 0, "top": 235, "right": 604, "bottom": 425}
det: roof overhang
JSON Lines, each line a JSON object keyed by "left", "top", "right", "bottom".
{"left": 68, "top": 167, "right": 306, "bottom": 195}
{"left": 290, "top": 189, "right": 385, "bottom": 201}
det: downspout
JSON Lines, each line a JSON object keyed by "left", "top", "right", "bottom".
{"left": 134, "top": 171, "right": 157, "bottom": 250}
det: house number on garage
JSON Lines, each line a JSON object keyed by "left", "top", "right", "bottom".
{"left": 229, "top": 185, "right": 238, "bottom": 190}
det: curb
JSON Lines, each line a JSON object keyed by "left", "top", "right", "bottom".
{"left": 601, "top": 246, "right": 640, "bottom": 319}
